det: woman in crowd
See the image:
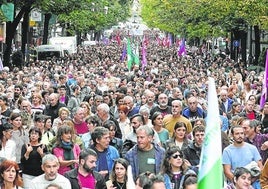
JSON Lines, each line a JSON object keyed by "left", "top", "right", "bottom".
{"left": 160, "top": 146, "right": 196, "bottom": 189}
{"left": 52, "top": 107, "right": 70, "bottom": 134}
{"left": 0, "top": 160, "right": 23, "bottom": 189}
{"left": 31, "top": 92, "right": 45, "bottom": 115}
{"left": 182, "top": 175, "right": 197, "bottom": 189}
{"left": 79, "top": 101, "right": 92, "bottom": 119}
{"left": 117, "top": 105, "right": 131, "bottom": 142}
{"left": 109, "top": 158, "right": 129, "bottom": 189}
{"left": 44, "top": 116, "right": 56, "bottom": 136}
{"left": 163, "top": 122, "right": 190, "bottom": 150}
{"left": 110, "top": 93, "right": 125, "bottom": 120}
{"left": 0, "top": 123, "right": 16, "bottom": 161}
{"left": 81, "top": 115, "right": 100, "bottom": 149}
{"left": 225, "top": 167, "right": 253, "bottom": 189}
{"left": 103, "top": 120, "right": 123, "bottom": 156}
{"left": 52, "top": 125, "right": 81, "bottom": 175}
{"left": 34, "top": 115, "right": 55, "bottom": 146}
{"left": 151, "top": 112, "right": 169, "bottom": 145}
{"left": 10, "top": 112, "right": 29, "bottom": 167}
{"left": 227, "top": 102, "right": 242, "bottom": 119}
{"left": 21, "top": 127, "right": 48, "bottom": 188}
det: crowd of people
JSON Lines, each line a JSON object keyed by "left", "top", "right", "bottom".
{"left": 0, "top": 36, "right": 267, "bottom": 189}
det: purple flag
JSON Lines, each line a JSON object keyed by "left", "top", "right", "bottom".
{"left": 141, "top": 42, "right": 147, "bottom": 73}
{"left": 121, "top": 43, "right": 127, "bottom": 62}
{"left": 260, "top": 49, "right": 268, "bottom": 109}
{"left": 178, "top": 38, "right": 186, "bottom": 56}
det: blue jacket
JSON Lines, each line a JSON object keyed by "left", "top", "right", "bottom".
{"left": 182, "top": 106, "right": 206, "bottom": 119}
{"left": 90, "top": 145, "right": 119, "bottom": 173}
{"left": 125, "top": 143, "right": 165, "bottom": 179}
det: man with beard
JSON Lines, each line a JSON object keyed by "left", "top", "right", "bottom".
{"left": 64, "top": 149, "right": 106, "bottom": 189}
{"left": 222, "top": 126, "right": 263, "bottom": 182}
{"left": 150, "top": 93, "right": 172, "bottom": 118}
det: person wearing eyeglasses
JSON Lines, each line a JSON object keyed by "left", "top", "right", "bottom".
{"left": 160, "top": 146, "right": 196, "bottom": 189}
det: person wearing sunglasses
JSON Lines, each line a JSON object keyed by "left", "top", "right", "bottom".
{"left": 160, "top": 146, "right": 196, "bottom": 189}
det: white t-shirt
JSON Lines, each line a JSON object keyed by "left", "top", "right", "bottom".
{"left": 30, "top": 174, "right": 71, "bottom": 189}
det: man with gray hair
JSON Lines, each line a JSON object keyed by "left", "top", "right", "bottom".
{"left": 30, "top": 154, "right": 71, "bottom": 189}
{"left": 72, "top": 106, "right": 88, "bottom": 135}
{"left": 125, "top": 125, "right": 165, "bottom": 179}
{"left": 96, "top": 103, "right": 122, "bottom": 138}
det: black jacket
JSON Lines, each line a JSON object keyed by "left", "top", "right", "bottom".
{"left": 64, "top": 168, "right": 107, "bottom": 189}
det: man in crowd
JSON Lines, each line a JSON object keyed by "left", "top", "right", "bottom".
{"left": 125, "top": 125, "right": 165, "bottom": 179}
{"left": 183, "top": 125, "right": 205, "bottom": 167}
{"left": 222, "top": 125, "right": 263, "bottom": 182}
{"left": 64, "top": 149, "right": 106, "bottom": 189}
{"left": 30, "top": 154, "right": 71, "bottom": 189}
{"left": 43, "top": 93, "right": 66, "bottom": 123}
{"left": 163, "top": 100, "right": 192, "bottom": 137}
{"left": 72, "top": 107, "right": 88, "bottom": 135}
{"left": 89, "top": 127, "right": 119, "bottom": 180}
{"left": 150, "top": 93, "right": 172, "bottom": 118}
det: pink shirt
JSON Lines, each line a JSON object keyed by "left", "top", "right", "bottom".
{"left": 78, "top": 172, "right": 96, "bottom": 189}
{"left": 53, "top": 144, "right": 81, "bottom": 175}
{"left": 74, "top": 121, "right": 88, "bottom": 135}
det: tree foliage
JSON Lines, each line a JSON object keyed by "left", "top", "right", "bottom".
{"left": 140, "top": 0, "right": 268, "bottom": 38}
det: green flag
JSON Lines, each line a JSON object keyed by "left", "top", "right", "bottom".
{"left": 127, "top": 38, "right": 133, "bottom": 71}
{"left": 198, "top": 77, "right": 223, "bottom": 189}
{"left": 134, "top": 43, "right": 140, "bottom": 66}
{"left": 1, "top": 3, "right": 14, "bottom": 22}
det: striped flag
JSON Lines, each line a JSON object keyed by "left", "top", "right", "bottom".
{"left": 198, "top": 77, "right": 223, "bottom": 189}
{"left": 260, "top": 49, "right": 268, "bottom": 109}
{"left": 121, "top": 43, "right": 127, "bottom": 62}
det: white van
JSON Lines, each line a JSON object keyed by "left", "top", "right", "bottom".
{"left": 36, "top": 45, "right": 65, "bottom": 61}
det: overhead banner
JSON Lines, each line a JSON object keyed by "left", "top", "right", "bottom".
{"left": 1, "top": 3, "right": 14, "bottom": 22}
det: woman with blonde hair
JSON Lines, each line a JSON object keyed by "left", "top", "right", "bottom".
{"left": 31, "top": 92, "right": 45, "bottom": 115}
{"left": 79, "top": 101, "right": 92, "bottom": 119}
{"left": 52, "top": 107, "right": 70, "bottom": 134}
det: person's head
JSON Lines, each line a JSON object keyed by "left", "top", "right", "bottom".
{"left": 0, "top": 123, "right": 13, "bottom": 142}
{"left": 85, "top": 115, "right": 100, "bottom": 132}
{"left": 29, "top": 126, "right": 42, "bottom": 142}
{"left": 49, "top": 93, "right": 59, "bottom": 106}
{"left": 139, "top": 106, "right": 150, "bottom": 122}
{"left": 157, "top": 93, "right": 168, "bottom": 108}
{"left": 91, "top": 127, "right": 110, "bottom": 151}
{"left": 9, "top": 112, "right": 22, "bottom": 129}
{"left": 219, "top": 90, "right": 228, "bottom": 102}
{"left": 172, "top": 87, "right": 183, "bottom": 99}
{"left": 45, "top": 183, "right": 63, "bottom": 189}
{"left": 187, "top": 96, "right": 198, "bottom": 112}
{"left": 241, "top": 119, "right": 254, "bottom": 138}
{"left": 41, "top": 154, "right": 60, "bottom": 181}
{"left": 79, "top": 149, "right": 98, "bottom": 173}
{"left": 80, "top": 101, "right": 91, "bottom": 116}
{"left": 20, "top": 99, "right": 31, "bottom": 113}
{"left": 171, "top": 100, "right": 182, "bottom": 116}
{"left": 31, "top": 93, "right": 43, "bottom": 105}
{"left": 44, "top": 116, "right": 52, "bottom": 130}
{"left": 96, "top": 103, "right": 110, "bottom": 120}
{"left": 72, "top": 107, "right": 85, "bottom": 124}
{"left": 192, "top": 125, "right": 205, "bottom": 147}
{"left": 110, "top": 158, "right": 129, "bottom": 182}
{"left": 193, "top": 118, "right": 206, "bottom": 127}
{"left": 58, "top": 107, "right": 70, "bottom": 120}
{"left": 123, "top": 96, "right": 134, "bottom": 110}
{"left": 34, "top": 114, "right": 45, "bottom": 130}
{"left": 135, "top": 171, "right": 153, "bottom": 189}
{"left": 145, "top": 90, "right": 155, "bottom": 104}
{"left": 245, "top": 100, "right": 254, "bottom": 113}
{"left": 130, "top": 114, "right": 145, "bottom": 132}
{"left": 56, "top": 125, "right": 73, "bottom": 144}
{"left": 136, "top": 125, "right": 154, "bottom": 151}
{"left": 0, "top": 95, "right": 8, "bottom": 107}
{"left": 173, "top": 122, "right": 187, "bottom": 140}
{"left": 150, "top": 174, "right": 166, "bottom": 189}
{"left": 233, "top": 167, "right": 252, "bottom": 189}
{"left": 161, "top": 146, "right": 188, "bottom": 175}
{"left": 118, "top": 105, "right": 129, "bottom": 120}
{"left": 151, "top": 112, "right": 163, "bottom": 127}
{"left": 263, "top": 102, "right": 268, "bottom": 114}
{"left": 183, "top": 175, "right": 197, "bottom": 189}
{"left": 0, "top": 160, "right": 23, "bottom": 187}
{"left": 103, "top": 120, "right": 117, "bottom": 139}
{"left": 230, "top": 125, "right": 245, "bottom": 144}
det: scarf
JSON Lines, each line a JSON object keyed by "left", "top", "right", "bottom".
{"left": 60, "top": 141, "right": 75, "bottom": 169}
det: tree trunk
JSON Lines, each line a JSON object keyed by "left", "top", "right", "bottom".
{"left": 21, "top": 9, "right": 30, "bottom": 63}
{"left": 3, "top": 8, "right": 25, "bottom": 68}
{"left": 240, "top": 30, "right": 247, "bottom": 63}
{"left": 43, "top": 13, "right": 51, "bottom": 45}
{"left": 254, "top": 25, "right": 260, "bottom": 65}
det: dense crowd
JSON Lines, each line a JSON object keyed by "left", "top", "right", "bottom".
{"left": 0, "top": 37, "right": 267, "bottom": 189}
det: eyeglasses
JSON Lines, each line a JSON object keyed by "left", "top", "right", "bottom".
{"left": 172, "top": 154, "right": 183, "bottom": 159}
